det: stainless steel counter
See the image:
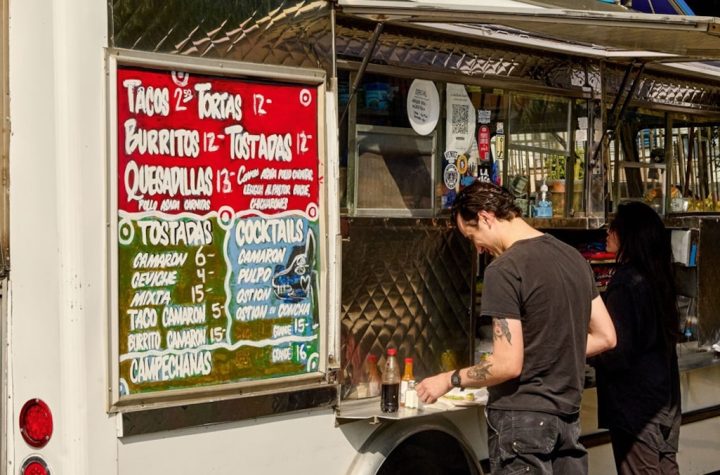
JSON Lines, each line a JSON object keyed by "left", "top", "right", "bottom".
{"left": 677, "top": 341, "right": 720, "bottom": 372}
{"left": 335, "top": 396, "right": 482, "bottom": 425}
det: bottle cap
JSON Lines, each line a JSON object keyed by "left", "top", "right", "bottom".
{"left": 387, "top": 348, "right": 397, "bottom": 356}
{"left": 404, "top": 357, "right": 413, "bottom": 363}
{"left": 367, "top": 354, "right": 377, "bottom": 362}
{"left": 540, "top": 183, "right": 548, "bottom": 192}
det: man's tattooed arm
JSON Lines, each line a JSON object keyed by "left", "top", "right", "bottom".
{"left": 467, "top": 360, "right": 493, "bottom": 383}
{"left": 493, "top": 318, "right": 512, "bottom": 344}
{"left": 462, "top": 317, "right": 521, "bottom": 387}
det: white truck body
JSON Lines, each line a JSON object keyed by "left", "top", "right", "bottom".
{"left": 2, "top": 2, "right": 720, "bottom": 475}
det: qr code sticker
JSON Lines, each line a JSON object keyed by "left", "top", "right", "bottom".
{"left": 451, "top": 104, "right": 469, "bottom": 135}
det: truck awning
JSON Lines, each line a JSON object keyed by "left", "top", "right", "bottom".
{"left": 336, "top": 0, "right": 720, "bottom": 61}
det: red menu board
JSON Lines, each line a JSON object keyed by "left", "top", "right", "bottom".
{"left": 114, "top": 64, "right": 322, "bottom": 397}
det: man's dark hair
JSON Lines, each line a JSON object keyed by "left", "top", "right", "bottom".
{"left": 451, "top": 181, "right": 523, "bottom": 225}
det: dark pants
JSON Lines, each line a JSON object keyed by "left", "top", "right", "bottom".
{"left": 609, "top": 427, "right": 680, "bottom": 475}
{"left": 486, "top": 408, "right": 587, "bottom": 475}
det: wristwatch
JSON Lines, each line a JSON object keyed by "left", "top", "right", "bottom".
{"left": 450, "top": 369, "right": 463, "bottom": 389}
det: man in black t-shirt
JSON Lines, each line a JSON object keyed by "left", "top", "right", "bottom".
{"left": 416, "top": 182, "right": 616, "bottom": 474}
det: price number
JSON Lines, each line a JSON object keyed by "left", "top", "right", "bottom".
{"left": 209, "top": 326, "right": 226, "bottom": 343}
{"left": 296, "top": 131, "right": 312, "bottom": 155}
{"left": 216, "top": 168, "right": 234, "bottom": 193}
{"left": 191, "top": 246, "right": 214, "bottom": 304}
{"left": 173, "top": 88, "right": 193, "bottom": 112}
{"left": 203, "top": 132, "right": 221, "bottom": 153}
{"left": 253, "top": 93, "right": 271, "bottom": 116}
{"left": 294, "top": 343, "right": 308, "bottom": 364}
{"left": 293, "top": 318, "right": 308, "bottom": 335}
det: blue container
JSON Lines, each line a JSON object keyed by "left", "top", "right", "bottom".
{"left": 364, "top": 82, "right": 391, "bottom": 111}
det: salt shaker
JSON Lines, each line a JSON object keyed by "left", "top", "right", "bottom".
{"left": 404, "top": 380, "right": 419, "bottom": 409}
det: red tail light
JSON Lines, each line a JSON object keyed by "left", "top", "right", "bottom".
{"left": 19, "top": 399, "right": 53, "bottom": 448}
{"left": 20, "top": 456, "right": 50, "bottom": 475}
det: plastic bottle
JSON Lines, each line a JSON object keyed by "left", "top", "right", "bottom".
{"left": 380, "top": 348, "right": 401, "bottom": 412}
{"left": 534, "top": 181, "right": 553, "bottom": 218}
{"left": 399, "top": 357, "right": 415, "bottom": 407}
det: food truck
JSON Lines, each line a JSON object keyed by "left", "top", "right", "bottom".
{"left": 2, "top": 0, "right": 720, "bottom": 474}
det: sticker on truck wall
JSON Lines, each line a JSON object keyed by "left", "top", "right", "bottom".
{"left": 444, "top": 163, "right": 459, "bottom": 189}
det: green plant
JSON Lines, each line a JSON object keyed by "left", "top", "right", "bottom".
{"left": 545, "top": 150, "right": 584, "bottom": 180}
{"left": 546, "top": 154, "right": 566, "bottom": 180}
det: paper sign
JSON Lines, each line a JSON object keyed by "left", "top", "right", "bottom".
{"left": 445, "top": 83, "right": 475, "bottom": 153}
{"left": 407, "top": 79, "right": 440, "bottom": 136}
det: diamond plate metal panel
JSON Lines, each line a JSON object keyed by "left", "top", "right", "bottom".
{"left": 334, "top": 22, "right": 594, "bottom": 93}
{"left": 605, "top": 64, "right": 720, "bottom": 114}
{"left": 334, "top": 23, "right": 720, "bottom": 113}
{"left": 110, "top": 0, "right": 331, "bottom": 67}
{"left": 110, "top": 1, "right": 720, "bottom": 113}
{"left": 340, "top": 218, "right": 474, "bottom": 400}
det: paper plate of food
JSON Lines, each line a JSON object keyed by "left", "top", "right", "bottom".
{"left": 440, "top": 387, "right": 488, "bottom": 406}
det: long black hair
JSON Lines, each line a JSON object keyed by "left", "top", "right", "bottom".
{"left": 609, "top": 201, "right": 680, "bottom": 347}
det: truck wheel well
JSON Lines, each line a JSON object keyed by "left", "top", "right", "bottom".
{"left": 377, "top": 430, "right": 480, "bottom": 475}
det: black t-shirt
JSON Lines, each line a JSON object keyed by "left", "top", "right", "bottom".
{"left": 481, "top": 233, "right": 598, "bottom": 416}
{"left": 592, "top": 265, "right": 681, "bottom": 450}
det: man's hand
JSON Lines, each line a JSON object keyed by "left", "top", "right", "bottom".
{"left": 415, "top": 371, "right": 452, "bottom": 405}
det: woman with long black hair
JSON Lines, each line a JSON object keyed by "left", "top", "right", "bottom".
{"left": 592, "top": 201, "right": 681, "bottom": 474}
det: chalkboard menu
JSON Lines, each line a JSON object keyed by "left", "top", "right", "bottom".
{"left": 113, "top": 63, "right": 323, "bottom": 398}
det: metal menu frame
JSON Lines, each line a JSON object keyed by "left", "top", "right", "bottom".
{"left": 106, "top": 49, "right": 330, "bottom": 411}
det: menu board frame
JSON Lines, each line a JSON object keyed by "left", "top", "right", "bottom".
{"left": 106, "top": 49, "right": 329, "bottom": 410}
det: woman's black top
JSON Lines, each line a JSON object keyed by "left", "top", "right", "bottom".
{"left": 592, "top": 264, "right": 681, "bottom": 451}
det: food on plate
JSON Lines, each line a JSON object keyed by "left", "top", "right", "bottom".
{"left": 442, "top": 391, "right": 475, "bottom": 402}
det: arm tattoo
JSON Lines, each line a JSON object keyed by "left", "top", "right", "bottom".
{"left": 493, "top": 318, "right": 512, "bottom": 344}
{"left": 467, "top": 360, "right": 493, "bottom": 382}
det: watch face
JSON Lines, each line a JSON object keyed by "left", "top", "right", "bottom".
{"left": 451, "top": 370, "right": 461, "bottom": 387}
